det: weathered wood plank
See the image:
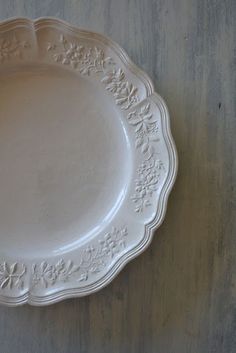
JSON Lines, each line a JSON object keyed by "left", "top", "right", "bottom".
{"left": 0, "top": 0, "right": 235, "bottom": 352}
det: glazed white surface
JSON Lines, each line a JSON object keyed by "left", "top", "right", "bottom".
{"left": 0, "top": 18, "right": 177, "bottom": 306}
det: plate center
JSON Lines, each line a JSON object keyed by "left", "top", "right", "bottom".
{"left": 0, "top": 65, "right": 131, "bottom": 258}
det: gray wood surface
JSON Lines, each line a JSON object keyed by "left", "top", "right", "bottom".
{"left": 0, "top": 1, "right": 235, "bottom": 352}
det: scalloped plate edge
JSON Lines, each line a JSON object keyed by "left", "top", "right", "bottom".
{"left": 0, "top": 17, "right": 178, "bottom": 306}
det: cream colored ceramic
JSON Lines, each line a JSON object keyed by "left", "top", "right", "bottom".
{"left": 0, "top": 18, "right": 177, "bottom": 306}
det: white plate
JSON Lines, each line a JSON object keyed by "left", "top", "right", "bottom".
{"left": 0, "top": 18, "right": 177, "bottom": 306}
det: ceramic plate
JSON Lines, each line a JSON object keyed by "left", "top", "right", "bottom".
{"left": 0, "top": 18, "right": 177, "bottom": 306}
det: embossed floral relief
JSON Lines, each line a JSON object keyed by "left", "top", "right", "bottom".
{"left": 46, "top": 34, "right": 166, "bottom": 212}
{"left": 127, "top": 102, "right": 159, "bottom": 155}
{"left": 46, "top": 35, "right": 166, "bottom": 212}
{"left": 47, "top": 34, "right": 114, "bottom": 74}
{"left": 0, "top": 262, "right": 26, "bottom": 289}
{"left": 31, "top": 226, "right": 127, "bottom": 288}
{"left": 131, "top": 157, "right": 165, "bottom": 213}
{"left": 0, "top": 226, "right": 127, "bottom": 291}
{"left": 0, "top": 34, "right": 30, "bottom": 62}
{"left": 127, "top": 103, "right": 166, "bottom": 212}
{"left": 47, "top": 35, "right": 140, "bottom": 110}
{"left": 101, "top": 69, "right": 139, "bottom": 110}
{"left": 32, "top": 259, "right": 79, "bottom": 288}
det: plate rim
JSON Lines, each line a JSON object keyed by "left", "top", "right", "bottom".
{"left": 0, "top": 17, "right": 178, "bottom": 306}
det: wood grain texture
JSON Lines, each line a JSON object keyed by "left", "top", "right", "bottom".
{"left": 0, "top": 0, "right": 235, "bottom": 352}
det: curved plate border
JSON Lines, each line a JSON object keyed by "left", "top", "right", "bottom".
{"left": 0, "top": 17, "right": 178, "bottom": 306}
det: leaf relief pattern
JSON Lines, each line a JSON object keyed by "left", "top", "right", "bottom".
{"left": 131, "top": 157, "right": 165, "bottom": 213}
{"left": 128, "top": 103, "right": 166, "bottom": 212}
{"left": 47, "top": 35, "right": 139, "bottom": 110}
{"left": 101, "top": 69, "right": 139, "bottom": 110}
{"left": 0, "top": 262, "right": 26, "bottom": 289}
{"left": 0, "top": 34, "right": 30, "bottom": 62}
{"left": 47, "top": 34, "right": 114, "bottom": 74}
{"left": 32, "top": 226, "right": 128, "bottom": 288}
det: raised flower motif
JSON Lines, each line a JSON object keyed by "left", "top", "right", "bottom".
{"left": 48, "top": 35, "right": 114, "bottom": 74}
{"left": 47, "top": 35, "right": 140, "bottom": 110}
{"left": 31, "top": 226, "right": 128, "bottom": 287}
{"left": 99, "top": 227, "right": 127, "bottom": 258}
{"left": 132, "top": 157, "right": 165, "bottom": 212}
{"left": 78, "top": 226, "right": 128, "bottom": 281}
{"left": 0, "top": 35, "right": 29, "bottom": 62}
{"left": 0, "top": 262, "right": 26, "bottom": 289}
{"left": 102, "top": 69, "right": 139, "bottom": 109}
{"left": 128, "top": 103, "right": 159, "bottom": 154}
{"left": 101, "top": 68, "right": 126, "bottom": 93}
{"left": 32, "top": 259, "right": 79, "bottom": 288}
{"left": 114, "top": 82, "right": 139, "bottom": 109}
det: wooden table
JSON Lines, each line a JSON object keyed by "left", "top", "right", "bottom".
{"left": 0, "top": 1, "right": 235, "bottom": 352}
